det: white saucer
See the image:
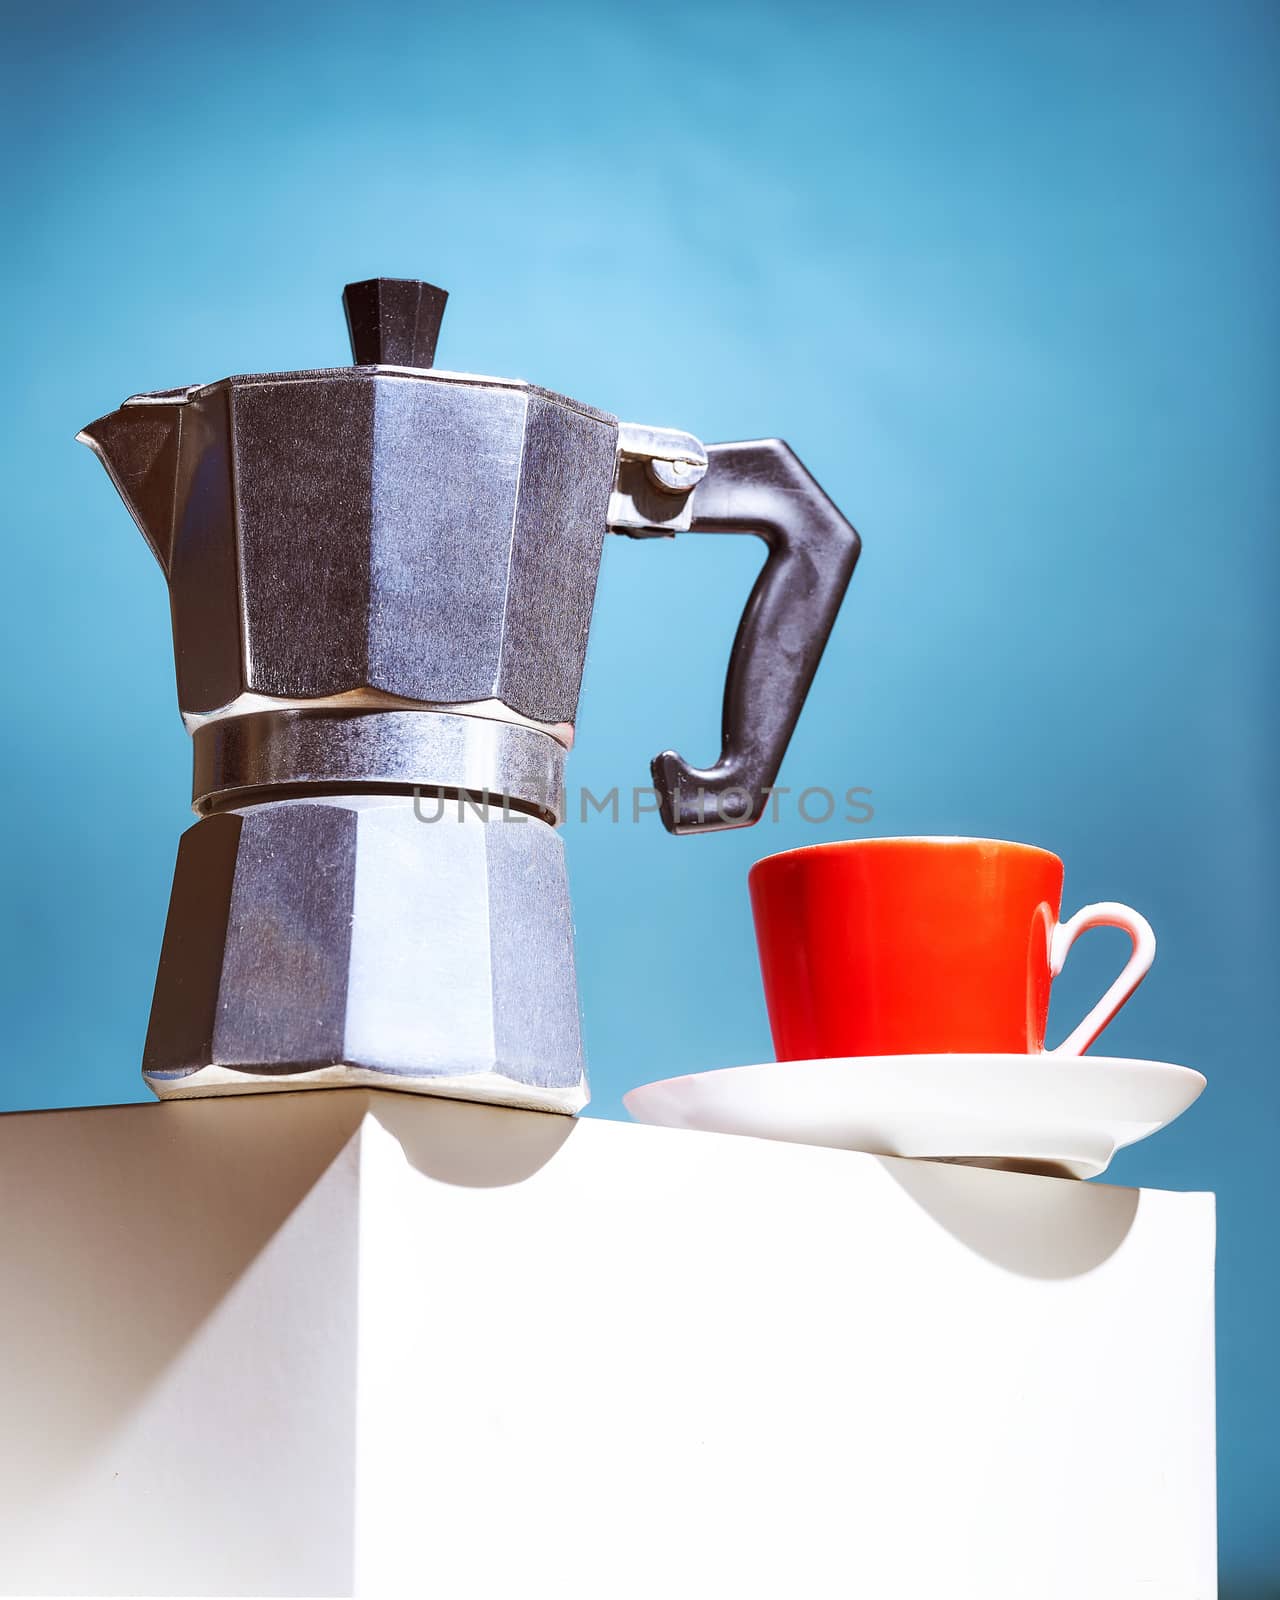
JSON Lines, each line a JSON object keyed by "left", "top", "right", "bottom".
{"left": 623, "top": 1054, "right": 1206, "bottom": 1179}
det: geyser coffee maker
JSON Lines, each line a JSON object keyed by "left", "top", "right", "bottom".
{"left": 80, "top": 278, "right": 860, "bottom": 1112}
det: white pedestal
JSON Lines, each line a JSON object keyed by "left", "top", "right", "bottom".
{"left": 0, "top": 1092, "right": 1215, "bottom": 1598}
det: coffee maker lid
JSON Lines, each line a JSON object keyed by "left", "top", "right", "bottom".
{"left": 114, "top": 277, "right": 613, "bottom": 424}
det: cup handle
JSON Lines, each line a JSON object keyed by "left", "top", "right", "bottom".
{"left": 1046, "top": 902, "right": 1156, "bottom": 1055}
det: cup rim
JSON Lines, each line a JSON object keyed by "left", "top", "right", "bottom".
{"left": 749, "top": 835, "right": 1063, "bottom": 876}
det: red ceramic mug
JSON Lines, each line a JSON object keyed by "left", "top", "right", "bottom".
{"left": 748, "top": 837, "right": 1155, "bottom": 1059}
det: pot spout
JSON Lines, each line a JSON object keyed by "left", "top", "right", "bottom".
{"left": 77, "top": 390, "right": 191, "bottom": 575}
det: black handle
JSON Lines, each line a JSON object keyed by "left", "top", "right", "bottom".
{"left": 650, "top": 439, "right": 860, "bottom": 834}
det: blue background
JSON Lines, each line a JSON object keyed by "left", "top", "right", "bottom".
{"left": 2, "top": 0, "right": 1276, "bottom": 1587}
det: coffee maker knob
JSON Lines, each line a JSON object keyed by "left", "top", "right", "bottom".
{"left": 343, "top": 277, "right": 448, "bottom": 369}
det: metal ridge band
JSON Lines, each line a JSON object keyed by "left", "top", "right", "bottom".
{"left": 192, "top": 708, "right": 567, "bottom": 824}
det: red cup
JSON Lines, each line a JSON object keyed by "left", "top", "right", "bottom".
{"left": 748, "top": 837, "right": 1154, "bottom": 1059}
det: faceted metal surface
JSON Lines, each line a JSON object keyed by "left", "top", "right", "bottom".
{"left": 143, "top": 798, "right": 586, "bottom": 1111}
{"left": 79, "top": 368, "right": 619, "bottom": 725}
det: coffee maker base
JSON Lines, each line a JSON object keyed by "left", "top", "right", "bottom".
{"left": 143, "top": 1060, "right": 587, "bottom": 1114}
{"left": 142, "top": 796, "right": 589, "bottom": 1117}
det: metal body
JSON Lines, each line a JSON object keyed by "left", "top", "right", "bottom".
{"left": 191, "top": 709, "right": 566, "bottom": 822}
{"left": 144, "top": 798, "right": 583, "bottom": 1109}
{"left": 80, "top": 278, "right": 861, "bottom": 1111}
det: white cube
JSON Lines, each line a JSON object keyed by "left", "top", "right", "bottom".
{"left": 0, "top": 1091, "right": 1214, "bottom": 1597}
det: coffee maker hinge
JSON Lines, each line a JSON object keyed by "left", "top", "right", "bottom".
{"left": 607, "top": 422, "right": 708, "bottom": 537}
